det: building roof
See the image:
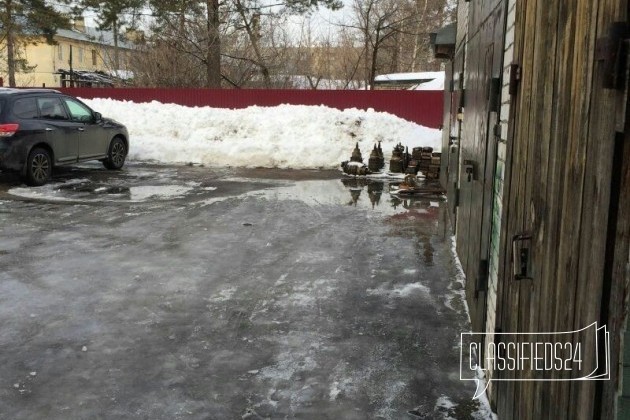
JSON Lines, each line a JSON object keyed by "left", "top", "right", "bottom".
{"left": 55, "top": 27, "right": 134, "bottom": 50}
{"left": 374, "top": 71, "right": 444, "bottom": 83}
{"left": 433, "top": 22, "right": 456, "bottom": 46}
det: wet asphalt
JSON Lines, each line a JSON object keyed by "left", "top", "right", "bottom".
{"left": 0, "top": 163, "right": 485, "bottom": 419}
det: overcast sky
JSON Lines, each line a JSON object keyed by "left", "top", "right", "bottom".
{"left": 71, "top": 0, "right": 355, "bottom": 40}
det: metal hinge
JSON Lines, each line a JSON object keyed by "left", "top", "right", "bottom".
{"left": 509, "top": 64, "right": 521, "bottom": 95}
{"left": 488, "top": 77, "right": 501, "bottom": 112}
{"left": 454, "top": 187, "right": 460, "bottom": 207}
{"left": 449, "top": 79, "right": 455, "bottom": 92}
{"left": 595, "top": 22, "right": 630, "bottom": 90}
{"left": 477, "top": 259, "right": 489, "bottom": 292}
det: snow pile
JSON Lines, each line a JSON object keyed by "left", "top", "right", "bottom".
{"left": 83, "top": 98, "right": 441, "bottom": 169}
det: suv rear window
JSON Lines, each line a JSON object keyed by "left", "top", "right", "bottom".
{"left": 13, "top": 98, "right": 38, "bottom": 119}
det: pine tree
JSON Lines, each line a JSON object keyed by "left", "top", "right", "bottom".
{"left": 0, "top": 0, "right": 71, "bottom": 87}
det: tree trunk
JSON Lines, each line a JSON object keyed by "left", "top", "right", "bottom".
{"left": 205, "top": 0, "right": 221, "bottom": 87}
{"left": 235, "top": 0, "right": 270, "bottom": 87}
{"left": 369, "top": 28, "right": 380, "bottom": 90}
{"left": 113, "top": 18, "right": 120, "bottom": 70}
{"left": 6, "top": 0, "right": 16, "bottom": 87}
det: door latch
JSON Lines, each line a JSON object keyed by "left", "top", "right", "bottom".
{"left": 463, "top": 160, "right": 475, "bottom": 182}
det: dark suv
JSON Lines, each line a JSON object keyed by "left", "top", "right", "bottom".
{"left": 0, "top": 88, "right": 129, "bottom": 186}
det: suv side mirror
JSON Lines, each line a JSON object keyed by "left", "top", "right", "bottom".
{"left": 94, "top": 112, "right": 102, "bottom": 122}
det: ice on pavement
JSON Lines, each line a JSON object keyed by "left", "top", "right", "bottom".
{"left": 82, "top": 99, "right": 441, "bottom": 169}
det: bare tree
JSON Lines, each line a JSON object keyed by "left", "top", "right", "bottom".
{"left": 144, "top": 0, "right": 341, "bottom": 88}
{"left": 337, "top": 0, "right": 455, "bottom": 88}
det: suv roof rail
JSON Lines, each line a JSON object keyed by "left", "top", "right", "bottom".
{"left": 0, "top": 88, "right": 62, "bottom": 95}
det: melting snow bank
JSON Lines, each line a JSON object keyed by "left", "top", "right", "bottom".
{"left": 82, "top": 98, "right": 441, "bottom": 169}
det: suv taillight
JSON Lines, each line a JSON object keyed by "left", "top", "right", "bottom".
{"left": 0, "top": 123, "right": 19, "bottom": 137}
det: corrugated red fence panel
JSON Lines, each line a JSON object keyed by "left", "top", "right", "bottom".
{"left": 59, "top": 88, "right": 444, "bottom": 129}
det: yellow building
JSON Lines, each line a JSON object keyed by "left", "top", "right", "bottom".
{"left": 5, "top": 19, "right": 134, "bottom": 88}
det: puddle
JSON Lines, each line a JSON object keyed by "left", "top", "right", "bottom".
{"left": 9, "top": 180, "right": 199, "bottom": 204}
{"left": 6, "top": 166, "right": 444, "bottom": 213}
{"left": 197, "top": 177, "right": 444, "bottom": 217}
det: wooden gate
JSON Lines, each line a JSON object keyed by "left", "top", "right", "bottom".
{"left": 455, "top": 0, "right": 505, "bottom": 333}
{"left": 493, "top": 1, "right": 629, "bottom": 418}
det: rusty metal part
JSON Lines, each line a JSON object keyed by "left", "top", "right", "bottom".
{"left": 350, "top": 142, "right": 363, "bottom": 163}
{"left": 341, "top": 160, "right": 371, "bottom": 176}
{"left": 389, "top": 143, "right": 406, "bottom": 173}
{"left": 368, "top": 144, "right": 385, "bottom": 172}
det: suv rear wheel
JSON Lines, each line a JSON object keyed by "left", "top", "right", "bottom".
{"left": 103, "top": 137, "right": 126, "bottom": 170}
{"left": 25, "top": 147, "right": 52, "bottom": 186}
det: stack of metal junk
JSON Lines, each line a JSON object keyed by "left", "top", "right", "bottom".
{"left": 389, "top": 143, "right": 410, "bottom": 173}
{"left": 426, "top": 152, "right": 442, "bottom": 179}
{"left": 409, "top": 147, "right": 441, "bottom": 179}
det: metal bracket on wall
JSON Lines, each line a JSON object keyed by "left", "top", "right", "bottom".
{"left": 476, "top": 259, "right": 489, "bottom": 293}
{"left": 595, "top": 22, "right": 630, "bottom": 90}
{"left": 512, "top": 233, "right": 532, "bottom": 280}
{"left": 488, "top": 77, "right": 501, "bottom": 112}
{"left": 449, "top": 136, "right": 459, "bottom": 151}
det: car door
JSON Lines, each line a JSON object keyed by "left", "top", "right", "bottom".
{"left": 36, "top": 97, "right": 81, "bottom": 164}
{"left": 62, "top": 97, "right": 108, "bottom": 160}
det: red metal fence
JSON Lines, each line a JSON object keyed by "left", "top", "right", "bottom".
{"left": 58, "top": 88, "right": 444, "bottom": 129}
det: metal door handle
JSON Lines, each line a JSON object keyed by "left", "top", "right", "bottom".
{"left": 512, "top": 233, "right": 532, "bottom": 280}
{"left": 45, "top": 128, "right": 53, "bottom": 131}
{"left": 77, "top": 127, "right": 85, "bottom": 132}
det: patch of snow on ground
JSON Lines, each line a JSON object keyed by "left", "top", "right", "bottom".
{"left": 435, "top": 395, "right": 457, "bottom": 409}
{"left": 129, "top": 185, "right": 192, "bottom": 201}
{"left": 83, "top": 99, "right": 441, "bottom": 169}
{"left": 206, "top": 286, "right": 237, "bottom": 303}
{"left": 448, "top": 235, "right": 497, "bottom": 419}
{"left": 367, "top": 282, "right": 430, "bottom": 298}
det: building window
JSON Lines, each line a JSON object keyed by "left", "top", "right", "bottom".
{"left": 78, "top": 47, "right": 83, "bottom": 63}
{"left": 92, "top": 50, "right": 97, "bottom": 66}
{"left": 57, "top": 45, "right": 63, "bottom": 60}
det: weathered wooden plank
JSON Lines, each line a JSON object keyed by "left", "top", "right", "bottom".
{"left": 510, "top": 0, "right": 537, "bottom": 413}
{"left": 569, "top": 0, "right": 624, "bottom": 417}
{"left": 558, "top": 0, "right": 600, "bottom": 418}
{"left": 521, "top": 0, "right": 561, "bottom": 415}
{"left": 529, "top": 3, "right": 558, "bottom": 418}
{"left": 541, "top": 0, "right": 577, "bottom": 416}
{"left": 495, "top": 0, "right": 531, "bottom": 415}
